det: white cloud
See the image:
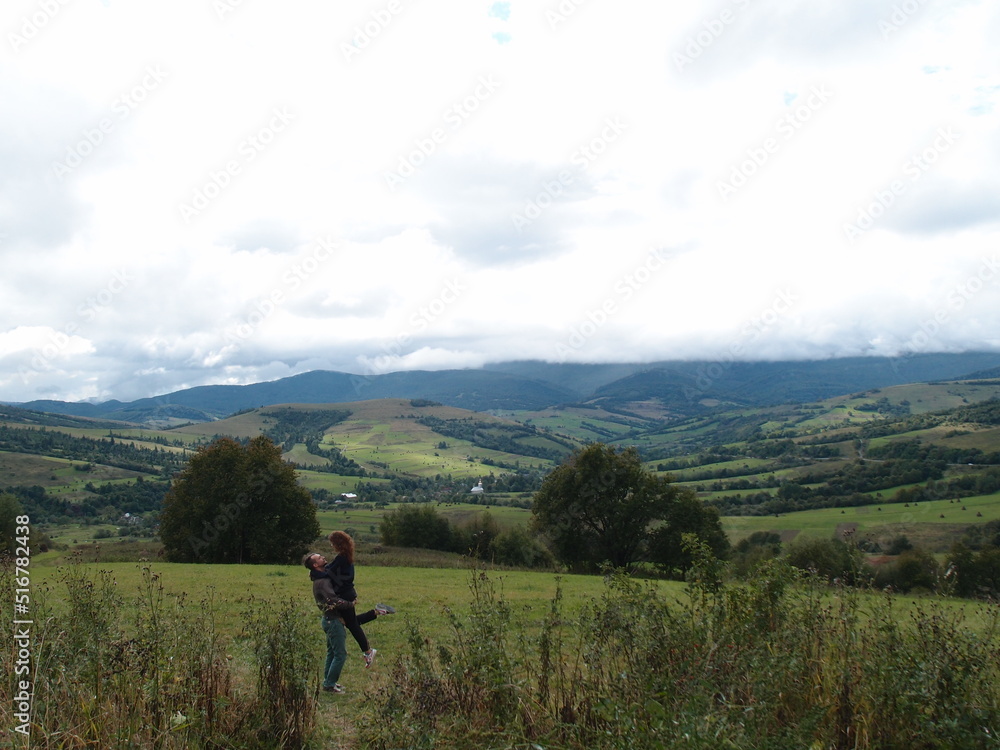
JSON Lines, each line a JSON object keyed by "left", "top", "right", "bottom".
{"left": 1, "top": 0, "right": 998, "bottom": 403}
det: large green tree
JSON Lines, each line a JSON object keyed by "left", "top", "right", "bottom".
{"left": 160, "top": 436, "right": 320, "bottom": 563}
{"left": 532, "top": 443, "right": 699, "bottom": 571}
{"left": 647, "top": 493, "right": 731, "bottom": 576}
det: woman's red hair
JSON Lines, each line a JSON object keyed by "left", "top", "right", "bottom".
{"left": 328, "top": 530, "right": 355, "bottom": 563}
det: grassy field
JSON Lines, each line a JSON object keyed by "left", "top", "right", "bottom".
{"left": 26, "top": 560, "right": 615, "bottom": 683}
{"left": 506, "top": 406, "right": 646, "bottom": 442}
{"left": 25, "top": 558, "right": 996, "bottom": 679}
{"left": 17, "top": 557, "right": 999, "bottom": 749}
{"left": 0, "top": 451, "right": 151, "bottom": 490}
{"left": 170, "top": 399, "right": 562, "bottom": 480}
{"left": 723, "top": 491, "right": 1000, "bottom": 549}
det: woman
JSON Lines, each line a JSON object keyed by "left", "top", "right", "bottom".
{"left": 325, "top": 530, "right": 379, "bottom": 667}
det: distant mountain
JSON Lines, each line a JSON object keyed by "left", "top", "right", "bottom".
{"left": 18, "top": 369, "right": 578, "bottom": 423}
{"left": 593, "top": 353, "right": 1000, "bottom": 405}
{"left": 0, "top": 404, "right": 129, "bottom": 430}
{"left": 957, "top": 365, "right": 1000, "bottom": 381}
{"left": 482, "top": 361, "right": 649, "bottom": 396}
{"left": 15, "top": 352, "right": 1000, "bottom": 426}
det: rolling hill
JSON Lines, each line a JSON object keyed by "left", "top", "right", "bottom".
{"left": 5, "top": 377, "right": 1000, "bottom": 558}
{"left": 13, "top": 351, "right": 1000, "bottom": 426}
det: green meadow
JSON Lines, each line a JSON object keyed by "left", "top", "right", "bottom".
{"left": 13, "top": 557, "right": 999, "bottom": 749}
{"left": 723, "top": 491, "right": 1000, "bottom": 548}
{"left": 27, "top": 559, "right": 609, "bottom": 641}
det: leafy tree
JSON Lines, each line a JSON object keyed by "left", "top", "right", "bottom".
{"left": 456, "top": 510, "right": 501, "bottom": 559}
{"left": 379, "top": 504, "right": 454, "bottom": 551}
{"left": 647, "top": 493, "right": 730, "bottom": 577}
{"left": 886, "top": 534, "right": 914, "bottom": 555}
{"left": 730, "top": 531, "right": 783, "bottom": 579}
{"left": 784, "top": 537, "right": 864, "bottom": 583}
{"left": 490, "top": 525, "right": 554, "bottom": 568}
{"left": 530, "top": 443, "right": 691, "bottom": 571}
{"left": 160, "top": 436, "right": 320, "bottom": 563}
{"left": 948, "top": 541, "right": 1000, "bottom": 599}
{"left": 873, "top": 547, "right": 939, "bottom": 593}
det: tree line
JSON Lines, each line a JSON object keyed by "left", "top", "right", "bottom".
{"left": 0, "top": 425, "right": 187, "bottom": 475}
{"left": 710, "top": 462, "right": 1000, "bottom": 516}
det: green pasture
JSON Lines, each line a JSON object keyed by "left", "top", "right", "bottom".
{"left": 171, "top": 410, "right": 273, "bottom": 439}
{"left": 295, "top": 469, "right": 381, "bottom": 495}
{"left": 316, "top": 506, "right": 385, "bottom": 537}
{"left": 663, "top": 456, "right": 776, "bottom": 480}
{"left": 40, "top": 522, "right": 123, "bottom": 548}
{"left": 27, "top": 560, "right": 616, "bottom": 649}
{"left": 793, "top": 400, "right": 881, "bottom": 430}
{"left": 0, "top": 450, "right": 151, "bottom": 490}
{"left": 886, "top": 381, "right": 1000, "bottom": 413}
{"left": 508, "top": 408, "right": 639, "bottom": 441}
{"left": 722, "top": 491, "right": 1000, "bottom": 549}
{"left": 935, "top": 425, "right": 1000, "bottom": 451}
{"left": 434, "top": 502, "right": 532, "bottom": 529}
{"left": 0, "top": 421, "right": 202, "bottom": 453}
{"left": 327, "top": 418, "right": 549, "bottom": 478}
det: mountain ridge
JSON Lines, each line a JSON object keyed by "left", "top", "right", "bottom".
{"left": 12, "top": 352, "right": 1000, "bottom": 425}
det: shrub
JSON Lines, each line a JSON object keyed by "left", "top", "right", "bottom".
{"left": 490, "top": 525, "right": 554, "bottom": 568}
{"left": 0, "top": 558, "right": 317, "bottom": 748}
{"left": 873, "top": 547, "right": 940, "bottom": 593}
{"left": 784, "top": 536, "right": 866, "bottom": 583}
{"left": 379, "top": 504, "right": 454, "bottom": 551}
{"left": 730, "top": 531, "right": 782, "bottom": 579}
{"left": 358, "top": 562, "right": 1000, "bottom": 750}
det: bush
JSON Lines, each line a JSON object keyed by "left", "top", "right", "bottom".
{"left": 886, "top": 534, "right": 914, "bottom": 555}
{"left": 784, "top": 536, "right": 865, "bottom": 583}
{"left": 873, "top": 547, "right": 940, "bottom": 593}
{"left": 357, "top": 563, "right": 1000, "bottom": 750}
{"left": 379, "top": 504, "right": 455, "bottom": 551}
{"left": 0, "top": 558, "right": 318, "bottom": 748}
{"left": 490, "top": 525, "right": 555, "bottom": 569}
{"left": 949, "top": 541, "right": 1000, "bottom": 599}
{"left": 730, "top": 531, "right": 782, "bottom": 579}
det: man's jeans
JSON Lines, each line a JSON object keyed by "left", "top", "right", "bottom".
{"left": 321, "top": 616, "right": 347, "bottom": 688}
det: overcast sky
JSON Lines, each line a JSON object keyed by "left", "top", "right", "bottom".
{"left": 2, "top": 0, "right": 998, "bottom": 403}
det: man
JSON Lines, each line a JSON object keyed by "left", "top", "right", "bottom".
{"left": 303, "top": 552, "right": 395, "bottom": 694}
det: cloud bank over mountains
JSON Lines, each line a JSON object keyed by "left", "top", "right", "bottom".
{"left": 1, "top": 0, "right": 998, "bottom": 403}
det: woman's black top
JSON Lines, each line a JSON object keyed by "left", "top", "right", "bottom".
{"left": 326, "top": 554, "right": 358, "bottom": 601}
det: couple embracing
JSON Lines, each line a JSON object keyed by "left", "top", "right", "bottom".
{"left": 303, "top": 530, "right": 395, "bottom": 694}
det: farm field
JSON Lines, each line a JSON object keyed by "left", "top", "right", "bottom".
{"left": 507, "top": 406, "right": 646, "bottom": 441}
{"left": 173, "top": 399, "right": 566, "bottom": 479}
{"left": 722, "top": 491, "right": 1000, "bottom": 549}
{"left": 0, "top": 450, "right": 151, "bottom": 490}
{"left": 325, "top": 423, "right": 554, "bottom": 479}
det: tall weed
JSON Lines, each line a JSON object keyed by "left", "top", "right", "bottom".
{"left": 359, "top": 550, "right": 1000, "bottom": 750}
{"left": 0, "top": 557, "right": 317, "bottom": 749}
